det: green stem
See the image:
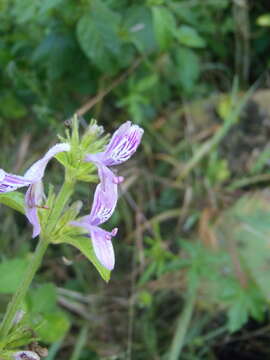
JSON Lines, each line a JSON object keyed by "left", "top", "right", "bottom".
{"left": 46, "top": 177, "right": 74, "bottom": 235}
{"left": 0, "top": 176, "right": 75, "bottom": 347}
{"left": 0, "top": 236, "right": 50, "bottom": 343}
{"left": 70, "top": 325, "right": 89, "bottom": 360}
{"left": 168, "top": 286, "right": 197, "bottom": 360}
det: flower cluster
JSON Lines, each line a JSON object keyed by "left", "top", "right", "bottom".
{"left": 72, "top": 121, "right": 143, "bottom": 270}
{"left": 0, "top": 121, "right": 143, "bottom": 271}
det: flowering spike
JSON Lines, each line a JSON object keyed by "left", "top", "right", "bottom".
{"left": 72, "top": 122, "right": 143, "bottom": 271}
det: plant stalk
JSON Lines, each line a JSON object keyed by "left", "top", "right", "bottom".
{"left": 0, "top": 236, "right": 49, "bottom": 343}
{"left": 0, "top": 176, "right": 75, "bottom": 347}
{"left": 168, "top": 286, "right": 197, "bottom": 360}
{"left": 46, "top": 177, "right": 74, "bottom": 235}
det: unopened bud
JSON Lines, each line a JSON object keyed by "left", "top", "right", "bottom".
{"left": 88, "top": 121, "right": 104, "bottom": 136}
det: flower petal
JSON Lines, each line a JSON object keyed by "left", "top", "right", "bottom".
{"left": 85, "top": 121, "right": 143, "bottom": 166}
{"left": 70, "top": 217, "right": 92, "bottom": 232}
{"left": 25, "top": 183, "right": 43, "bottom": 238}
{"left": 89, "top": 181, "right": 117, "bottom": 226}
{"left": 0, "top": 143, "right": 70, "bottom": 193}
{"left": 24, "top": 143, "right": 70, "bottom": 181}
{"left": 13, "top": 351, "right": 40, "bottom": 360}
{"left": 106, "top": 121, "right": 132, "bottom": 154}
{"left": 90, "top": 226, "right": 117, "bottom": 270}
{"left": 0, "top": 169, "right": 32, "bottom": 193}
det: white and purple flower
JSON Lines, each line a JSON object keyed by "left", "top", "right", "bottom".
{"left": 85, "top": 121, "right": 144, "bottom": 188}
{"left": 73, "top": 122, "right": 144, "bottom": 270}
{"left": 71, "top": 179, "right": 118, "bottom": 270}
{"left": 0, "top": 143, "right": 70, "bottom": 238}
{"left": 76, "top": 121, "right": 143, "bottom": 270}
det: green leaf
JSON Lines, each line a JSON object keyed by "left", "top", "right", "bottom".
{"left": 225, "top": 283, "right": 264, "bottom": 332}
{"left": 174, "top": 47, "right": 200, "bottom": 93}
{"left": 11, "top": 0, "right": 39, "bottom": 24}
{"left": 0, "top": 93, "right": 27, "bottom": 119}
{"left": 256, "top": 14, "right": 270, "bottom": 27}
{"left": 27, "top": 283, "right": 57, "bottom": 314}
{"left": 216, "top": 191, "right": 270, "bottom": 303}
{"left": 0, "top": 258, "right": 28, "bottom": 293}
{"left": 76, "top": 0, "right": 121, "bottom": 71}
{"left": 227, "top": 298, "right": 248, "bottom": 332}
{"left": 0, "top": 191, "right": 25, "bottom": 214}
{"left": 38, "top": 0, "right": 64, "bottom": 15}
{"left": 152, "top": 6, "right": 176, "bottom": 50}
{"left": 125, "top": 6, "right": 156, "bottom": 52}
{"left": 59, "top": 236, "right": 111, "bottom": 282}
{"left": 136, "top": 74, "right": 158, "bottom": 92}
{"left": 174, "top": 25, "right": 206, "bottom": 48}
{"left": 35, "top": 310, "right": 70, "bottom": 343}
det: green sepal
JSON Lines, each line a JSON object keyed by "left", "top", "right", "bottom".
{"left": 56, "top": 117, "right": 108, "bottom": 183}
{"left": 50, "top": 201, "right": 83, "bottom": 239}
{"left": 39, "top": 183, "right": 55, "bottom": 228}
{"left": 0, "top": 191, "right": 25, "bottom": 214}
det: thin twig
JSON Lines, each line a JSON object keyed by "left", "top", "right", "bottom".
{"left": 127, "top": 208, "right": 182, "bottom": 242}
{"left": 74, "top": 57, "right": 143, "bottom": 118}
{"left": 174, "top": 82, "right": 257, "bottom": 183}
{"left": 168, "top": 285, "right": 197, "bottom": 360}
{"left": 70, "top": 325, "right": 89, "bottom": 360}
{"left": 226, "top": 173, "right": 270, "bottom": 191}
{"left": 57, "top": 296, "right": 97, "bottom": 321}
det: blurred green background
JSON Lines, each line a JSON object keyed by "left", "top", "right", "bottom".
{"left": 2, "top": 0, "right": 270, "bottom": 359}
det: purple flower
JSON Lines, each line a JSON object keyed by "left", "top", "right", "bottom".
{"left": 71, "top": 178, "right": 118, "bottom": 270}
{"left": 0, "top": 143, "right": 70, "bottom": 237}
{"left": 13, "top": 351, "right": 40, "bottom": 360}
{"left": 85, "top": 121, "right": 143, "bottom": 187}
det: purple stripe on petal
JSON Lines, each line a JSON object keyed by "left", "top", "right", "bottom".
{"left": 101, "top": 124, "right": 143, "bottom": 166}
{"left": 85, "top": 122, "right": 143, "bottom": 168}
{"left": 0, "top": 184, "right": 9, "bottom": 188}
{"left": 105, "top": 121, "right": 132, "bottom": 154}
{"left": 89, "top": 181, "right": 117, "bottom": 226}
{"left": 0, "top": 173, "right": 32, "bottom": 193}
{"left": 4, "top": 175, "right": 31, "bottom": 185}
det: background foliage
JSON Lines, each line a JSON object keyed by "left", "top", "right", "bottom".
{"left": 1, "top": 0, "right": 270, "bottom": 359}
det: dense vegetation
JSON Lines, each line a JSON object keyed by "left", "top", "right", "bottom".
{"left": 1, "top": 0, "right": 270, "bottom": 359}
